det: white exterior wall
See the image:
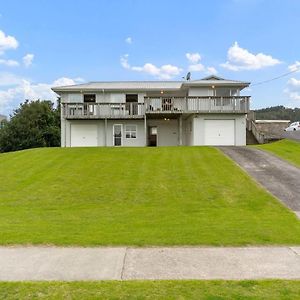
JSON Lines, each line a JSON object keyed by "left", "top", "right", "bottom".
{"left": 184, "top": 115, "right": 194, "bottom": 146}
{"left": 61, "top": 92, "right": 147, "bottom": 104}
{"left": 188, "top": 87, "right": 213, "bottom": 97}
{"left": 188, "top": 87, "right": 241, "bottom": 97}
{"left": 95, "top": 92, "right": 146, "bottom": 104}
{"left": 63, "top": 119, "right": 146, "bottom": 147}
{"left": 192, "top": 114, "right": 246, "bottom": 146}
{"left": 106, "top": 120, "right": 145, "bottom": 147}
{"left": 147, "top": 119, "right": 178, "bottom": 146}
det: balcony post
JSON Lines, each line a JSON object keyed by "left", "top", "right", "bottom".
{"left": 144, "top": 115, "right": 147, "bottom": 146}
{"left": 104, "top": 118, "right": 107, "bottom": 147}
{"left": 178, "top": 115, "right": 183, "bottom": 146}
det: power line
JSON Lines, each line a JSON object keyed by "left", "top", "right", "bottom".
{"left": 251, "top": 65, "right": 300, "bottom": 87}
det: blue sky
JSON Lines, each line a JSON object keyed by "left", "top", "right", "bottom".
{"left": 0, "top": 0, "right": 300, "bottom": 115}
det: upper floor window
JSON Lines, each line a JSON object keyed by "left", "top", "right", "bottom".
{"left": 84, "top": 94, "right": 96, "bottom": 102}
{"left": 125, "top": 125, "right": 137, "bottom": 139}
{"left": 126, "top": 94, "right": 138, "bottom": 103}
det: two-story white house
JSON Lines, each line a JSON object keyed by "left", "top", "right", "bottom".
{"left": 52, "top": 75, "right": 250, "bottom": 147}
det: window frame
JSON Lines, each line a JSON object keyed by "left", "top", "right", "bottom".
{"left": 83, "top": 94, "right": 96, "bottom": 103}
{"left": 125, "top": 124, "right": 137, "bottom": 139}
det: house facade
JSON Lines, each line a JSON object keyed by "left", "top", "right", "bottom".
{"left": 52, "top": 76, "right": 250, "bottom": 147}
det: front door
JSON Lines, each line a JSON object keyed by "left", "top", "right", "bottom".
{"left": 113, "top": 124, "right": 123, "bottom": 146}
{"left": 148, "top": 126, "right": 157, "bottom": 146}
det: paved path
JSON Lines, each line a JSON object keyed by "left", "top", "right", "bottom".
{"left": 219, "top": 146, "right": 300, "bottom": 219}
{"left": 0, "top": 246, "right": 300, "bottom": 281}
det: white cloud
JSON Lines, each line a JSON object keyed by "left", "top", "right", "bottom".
{"left": 52, "top": 77, "right": 83, "bottom": 87}
{"left": 120, "top": 54, "right": 130, "bottom": 69}
{"left": 0, "top": 72, "right": 23, "bottom": 86}
{"left": 284, "top": 77, "right": 300, "bottom": 105}
{"left": 0, "top": 59, "right": 19, "bottom": 67}
{"left": 288, "top": 61, "right": 300, "bottom": 72}
{"left": 120, "top": 54, "right": 182, "bottom": 79}
{"left": 0, "top": 76, "right": 83, "bottom": 114}
{"left": 125, "top": 37, "right": 132, "bottom": 44}
{"left": 0, "top": 30, "right": 18, "bottom": 54}
{"left": 186, "top": 52, "right": 201, "bottom": 64}
{"left": 188, "top": 63, "right": 205, "bottom": 72}
{"left": 288, "top": 77, "right": 300, "bottom": 87}
{"left": 22, "top": 53, "right": 34, "bottom": 67}
{"left": 206, "top": 66, "right": 218, "bottom": 75}
{"left": 186, "top": 53, "right": 218, "bottom": 75}
{"left": 221, "top": 42, "right": 281, "bottom": 71}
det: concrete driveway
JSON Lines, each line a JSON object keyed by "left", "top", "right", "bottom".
{"left": 219, "top": 146, "right": 300, "bottom": 219}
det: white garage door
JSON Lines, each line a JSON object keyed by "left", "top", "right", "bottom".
{"left": 71, "top": 124, "right": 98, "bottom": 147}
{"left": 204, "top": 120, "right": 235, "bottom": 146}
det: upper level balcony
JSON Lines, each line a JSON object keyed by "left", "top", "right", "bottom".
{"left": 62, "top": 102, "right": 145, "bottom": 119}
{"left": 62, "top": 96, "right": 250, "bottom": 119}
{"left": 144, "top": 96, "right": 250, "bottom": 114}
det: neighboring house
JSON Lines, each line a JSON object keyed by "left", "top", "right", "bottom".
{"left": 0, "top": 114, "right": 7, "bottom": 129}
{"left": 52, "top": 75, "right": 250, "bottom": 147}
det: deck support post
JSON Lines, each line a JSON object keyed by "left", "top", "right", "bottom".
{"left": 144, "top": 115, "right": 147, "bottom": 146}
{"left": 178, "top": 115, "right": 183, "bottom": 146}
{"left": 104, "top": 118, "right": 107, "bottom": 147}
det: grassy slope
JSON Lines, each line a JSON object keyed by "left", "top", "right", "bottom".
{"left": 0, "top": 147, "right": 300, "bottom": 246}
{"left": 0, "top": 281, "right": 300, "bottom": 300}
{"left": 256, "top": 139, "right": 300, "bottom": 167}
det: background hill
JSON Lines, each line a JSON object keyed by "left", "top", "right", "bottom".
{"left": 254, "top": 106, "right": 300, "bottom": 122}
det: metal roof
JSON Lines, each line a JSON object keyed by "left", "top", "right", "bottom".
{"left": 52, "top": 77, "right": 250, "bottom": 93}
{"left": 52, "top": 81, "right": 183, "bottom": 92}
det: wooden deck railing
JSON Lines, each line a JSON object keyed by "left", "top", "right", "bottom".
{"left": 62, "top": 102, "right": 145, "bottom": 119}
{"left": 62, "top": 96, "right": 250, "bottom": 119}
{"left": 144, "top": 96, "right": 250, "bottom": 113}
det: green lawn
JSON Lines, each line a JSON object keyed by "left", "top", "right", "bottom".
{"left": 256, "top": 139, "right": 300, "bottom": 167}
{"left": 0, "top": 146, "right": 299, "bottom": 246}
{"left": 0, "top": 280, "right": 300, "bottom": 300}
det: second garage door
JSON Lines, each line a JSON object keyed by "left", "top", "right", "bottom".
{"left": 204, "top": 119, "right": 235, "bottom": 146}
{"left": 71, "top": 124, "right": 98, "bottom": 147}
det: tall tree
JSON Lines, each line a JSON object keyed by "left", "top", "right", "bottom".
{"left": 0, "top": 100, "right": 60, "bottom": 153}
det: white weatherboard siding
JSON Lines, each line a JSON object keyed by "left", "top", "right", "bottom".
{"left": 204, "top": 120, "right": 235, "bottom": 146}
{"left": 185, "top": 115, "right": 194, "bottom": 146}
{"left": 147, "top": 119, "right": 178, "bottom": 146}
{"left": 192, "top": 114, "right": 246, "bottom": 146}
{"left": 106, "top": 120, "right": 145, "bottom": 147}
{"left": 62, "top": 115, "right": 246, "bottom": 147}
{"left": 64, "top": 120, "right": 145, "bottom": 147}
{"left": 96, "top": 92, "right": 146, "bottom": 103}
{"left": 188, "top": 87, "right": 213, "bottom": 97}
{"left": 71, "top": 124, "right": 98, "bottom": 147}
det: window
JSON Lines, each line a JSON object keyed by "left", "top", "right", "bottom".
{"left": 125, "top": 125, "right": 137, "bottom": 139}
{"left": 126, "top": 94, "right": 138, "bottom": 103}
{"left": 84, "top": 94, "right": 96, "bottom": 102}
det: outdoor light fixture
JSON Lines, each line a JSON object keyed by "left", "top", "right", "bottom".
{"left": 160, "top": 90, "right": 164, "bottom": 94}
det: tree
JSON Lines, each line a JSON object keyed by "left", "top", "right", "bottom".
{"left": 0, "top": 100, "right": 60, "bottom": 153}
{"left": 255, "top": 106, "right": 300, "bottom": 122}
